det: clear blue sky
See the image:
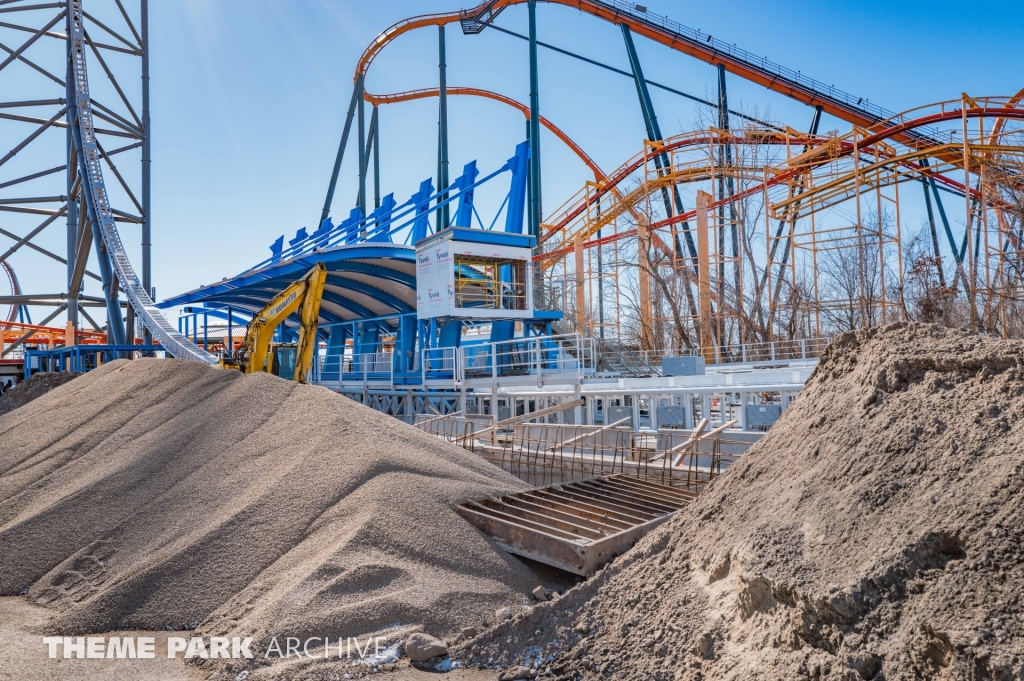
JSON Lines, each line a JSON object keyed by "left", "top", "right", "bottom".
{"left": 3, "top": 0, "right": 1022, "bottom": 321}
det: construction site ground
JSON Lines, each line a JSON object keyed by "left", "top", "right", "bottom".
{"left": 3, "top": 323, "right": 1024, "bottom": 680}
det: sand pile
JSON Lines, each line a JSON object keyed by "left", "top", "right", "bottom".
{"left": 0, "top": 359, "right": 558, "bottom": 664}
{"left": 460, "top": 323, "right": 1024, "bottom": 680}
{"left": 0, "top": 370, "right": 83, "bottom": 417}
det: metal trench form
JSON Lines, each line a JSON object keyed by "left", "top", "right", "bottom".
{"left": 457, "top": 474, "right": 695, "bottom": 576}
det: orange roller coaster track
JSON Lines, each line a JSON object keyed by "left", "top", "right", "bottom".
{"left": 366, "top": 87, "right": 606, "bottom": 181}
{"left": 356, "top": 0, "right": 919, "bottom": 135}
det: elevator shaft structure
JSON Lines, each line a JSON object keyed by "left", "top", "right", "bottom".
{"left": 0, "top": 1, "right": 214, "bottom": 362}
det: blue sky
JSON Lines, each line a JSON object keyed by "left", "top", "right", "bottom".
{"left": 2, "top": 0, "right": 1022, "bottom": 323}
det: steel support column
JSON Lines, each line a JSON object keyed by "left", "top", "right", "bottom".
{"left": 372, "top": 105, "right": 380, "bottom": 209}
{"left": 140, "top": 0, "right": 152, "bottom": 344}
{"left": 717, "top": 64, "right": 739, "bottom": 295}
{"left": 620, "top": 24, "right": 697, "bottom": 264}
{"left": 527, "top": 0, "right": 542, "bottom": 238}
{"left": 65, "top": 5, "right": 78, "bottom": 332}
{"left": 320, "top": 75, "right": 362, "bottom": 226}
{"left": 357, "top": 78, "right": 366, "bottom": 218}
{"left": 437, "top": 25, "right": 449, "bottom": 231}
{"left": 921, "top": 179, "right": 946, "bottom": 286}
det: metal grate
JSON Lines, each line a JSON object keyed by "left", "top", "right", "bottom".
{"left": 457, "top": 474, "right": 696, "bottom": 575}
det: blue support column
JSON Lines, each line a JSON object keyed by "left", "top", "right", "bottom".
{"left": 227, "top": 307, "right": 233, "bottom": 356}
{"left": 411, "top": 179, "right": 435, "bottom": 243}
{"left": 505, "top": 142, "right": 531, "bottom": 234}
{"left": 453, "top": 161, "right": 479, "bottom": 228}
{"left": 527, "top": 0, "right": 542, "bottom": 238}
{"left": 325, "top": 324, "right": 349, "bottom": 379}
{"left": 395, "top": 313, "right": 417, "bottom": 375}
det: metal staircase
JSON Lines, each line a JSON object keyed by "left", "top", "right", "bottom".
{"left": 459, "top": 0, "right": 505, "bottom": 34}
{"left": 595, "top": 338, "right": 663, "bottom": 377}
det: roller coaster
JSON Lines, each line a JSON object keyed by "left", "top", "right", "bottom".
{"left": 1, "top": 1, "right": 1022, "bottom": 400}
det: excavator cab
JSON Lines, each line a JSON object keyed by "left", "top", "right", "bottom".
{"left": 269, "top": 344, "right": 298, "bottom": 378}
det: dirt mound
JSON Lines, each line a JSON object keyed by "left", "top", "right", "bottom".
{"left": 0, "top": 359, "right": 557, "bottom": 660}
{"left": 460, "top": 323, "right": 1024, "bottom": 680}
{"left": 0, "top": 370, "right": 83, "bottom": 416}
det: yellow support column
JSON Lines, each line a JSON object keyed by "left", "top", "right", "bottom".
{"left": 696, "top": 191, "right": 714, "bottom": 361}
{"left": 574, "top": 233, "right": 586, "bottom": 333}
{"left": 638, "top": 221, "right": 653, "bottom": 350}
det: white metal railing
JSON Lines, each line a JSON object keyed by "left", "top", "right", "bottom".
{"left": 322, "top": 335, "right": 599, "bottom": 387}
{"left": 319, "top": 351, "right": 394, "bottom": 384}
{"left": 610, "top": 338, "right": 830, "bottom": 372}
{"left": 421, "top": 347, "right": 459, "bottom": 383}
{"left": 458, "top": 333, "right": 596, "bottom": 382}
{"left": 682, "top": 338, "right": 830, "bottom": 364}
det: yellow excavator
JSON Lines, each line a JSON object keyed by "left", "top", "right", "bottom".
{"left": 220, "top": 262, "right": 327, "bottom": 383}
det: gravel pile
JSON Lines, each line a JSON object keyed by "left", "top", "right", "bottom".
{"left": 0, "top": 358, "right": 562, "bottom": 677}
{"left": 0, "top": 370, "right": 83, "bottom": 417}
{"left": 458, "top": 323, "right": 1024, "bottom": 680}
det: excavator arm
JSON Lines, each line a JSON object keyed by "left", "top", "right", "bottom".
{"left": 221, "top": 262, "right": 327, "bottom": 382}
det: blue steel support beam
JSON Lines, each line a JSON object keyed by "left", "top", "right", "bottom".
{"left": 437, "top": 25, "right": 450, "bottom": 232}
{"left": 505, "top": 141, "right": 530, "bottom": 234}
{"left": 182, "top": 307, "right": 252, "bottom": 324}
{"left": 324, "top": 276, "right": 414, "bottom": 313}
{"left": 527, "top": 0, "right": 542, "bottom": 238}
{"left": 208, "top": 291, "right": 356, "bottom": 324}
{"left": 454, "top": 161, "right": 479, "bottom": 228}
{"left": 525, "top": 120, "right": 533, "bottom": 231}
{"left": 321, "top": 75, "right": 362, "bottom": 226}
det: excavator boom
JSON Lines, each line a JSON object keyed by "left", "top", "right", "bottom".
{"left": 221, "top": 262, "right": 327, "bottom": 382}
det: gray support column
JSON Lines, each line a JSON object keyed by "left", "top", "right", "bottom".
{"left": 373, "top": 106, "right": 381, "bottom": 209}
{"left": 320, "top": 75, "right": 362, "bottom": 225}
{"left": 357, "top": 81, "right": 366, "bottom": 218}
{"left": 141, "top": 0, "right": 152, "bottom": 344}
{"left": 921, "top": 180, "right": 946, "bottom": 286}
{"left": 717, "top": 64, "right": 740, "bottom": 299}
{"left": 65, "top": 7, "right": 78, "bottom": 334}
{"left": 437, "top": 26, "right": 449, "bottom": 231}
{"left": 527, "top": 0, "right": 542, "bottom": 237}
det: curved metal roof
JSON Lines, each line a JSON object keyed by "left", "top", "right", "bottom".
{"left": 159, "top": 243, "right": 418, "bottom": 331}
